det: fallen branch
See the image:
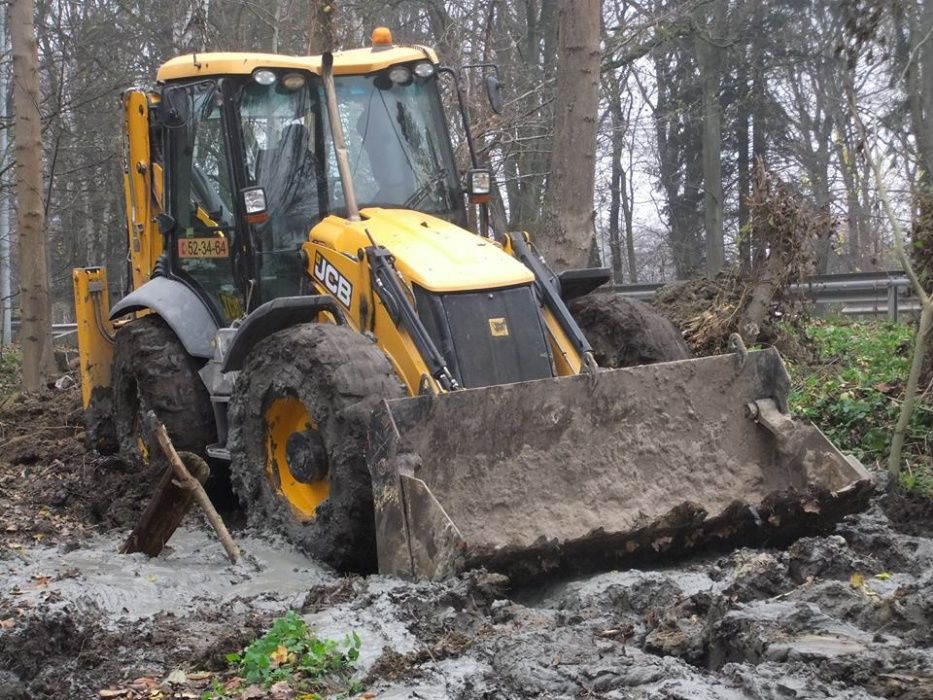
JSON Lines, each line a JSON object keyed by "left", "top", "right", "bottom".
{"left": 145, "top": 411, "right": 240, "bottom": 563}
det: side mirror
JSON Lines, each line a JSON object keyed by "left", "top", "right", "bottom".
{"left": 241, "top": 186, "right": 268, "bottom": 224}
{"left": 158, "top": 87, "right": 190, "bottom": 128}
{"left": 156, "top": 212, "right": 177, "bottom": 235}
{"left": 485, "top": 75, "right": 504, "bottom": 114}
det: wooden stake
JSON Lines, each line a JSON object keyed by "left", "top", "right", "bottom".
{"left": 145, "top": 411, "right": 240, "bottom": 563}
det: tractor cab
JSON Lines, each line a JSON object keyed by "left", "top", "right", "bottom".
{"left": 150, "top": 35, "right": 470, "bottom": 324}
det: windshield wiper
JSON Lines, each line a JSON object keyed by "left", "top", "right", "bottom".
{"left": 402, "top": 170, "right": 450, "bottom": 210}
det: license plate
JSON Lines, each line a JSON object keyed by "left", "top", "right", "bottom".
{"left": 177, "top": 237, "right": 229, "bottom": 259}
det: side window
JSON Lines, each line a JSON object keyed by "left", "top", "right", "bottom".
{"left": 165, "top": 81, "right": 243, "bottom": 323}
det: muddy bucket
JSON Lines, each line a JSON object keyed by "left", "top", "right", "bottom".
{"left": 367, "top": 348, "right": 872, "bottom": 581}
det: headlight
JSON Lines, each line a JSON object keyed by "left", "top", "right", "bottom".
{"left": 253, "top": 70, "right": 277, "bottom": 86}
{"left": 468, "top": 169, "right": 491, "bottom": 195}
{"left": 388, "top": 65, "right": 411, "bottom": 84}
{"left": 413, "top": 62, "right": 435, "bottom": 79}
{"left": 281, "top": 72, "right": 306, "bottom": 91}
{"left": 242, "top": 186, "right": 267, "bottom": 214}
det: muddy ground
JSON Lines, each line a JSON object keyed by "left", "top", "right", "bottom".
{"left": 2, "top": 376, "right": 933, "bottom": 699}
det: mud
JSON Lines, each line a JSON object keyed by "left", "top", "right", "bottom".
{"left": 2, "top": 372, "right": 933, "bottom": 699}
{"left": 0, "top": 495, "right": 930, "bottom": 698}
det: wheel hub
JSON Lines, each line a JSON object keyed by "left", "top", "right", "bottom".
{"left": 285, "top": 430, "right": 328, "bottom": 483}
{"left": 264, "top": 396, "right": 331, "bottom": 521}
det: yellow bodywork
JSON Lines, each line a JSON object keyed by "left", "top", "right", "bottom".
{"left": 123, "top": 89, "right": 163, "bottom": 289}
{"left": 72, "top": 267, "right": 114, "bottom": 410}
{"left": 77, "top": 42, "right": 584, "bottom": 411}
{"left": 303, "top": 207, "right": 582, "bottom": 395}
{"left": 157, "top": 45, "right": 439, "bottom": 83}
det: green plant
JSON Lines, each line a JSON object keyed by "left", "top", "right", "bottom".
{"left": 788, "top": 319, "right": 932, "bottom": 473}
{"left": 0, "top": 347, "right": 22, "bottom": 399}
{"left": 224, "top": 611, "right": 361, "bottom": 693}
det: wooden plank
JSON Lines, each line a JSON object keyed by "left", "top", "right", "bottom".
{"left": 146, "top": 411, "right": 240, "bottom": 563}
{"left": 121, "top": 451, "right": 210, "bottom": 557}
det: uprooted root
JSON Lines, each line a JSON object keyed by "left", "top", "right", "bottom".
{"left": 655, "top": 161, "right": 832, "bottom": 356}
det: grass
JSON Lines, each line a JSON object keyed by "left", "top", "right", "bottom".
{"left": 787, "top": 319, "right": 932, "bottom": 494}
{"left": 204, "top": 611, "right": 363, "bottom": 699}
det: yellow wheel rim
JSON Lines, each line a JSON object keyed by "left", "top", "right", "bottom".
{"left": 265, "top": 396, "right": 330, "bottom": 521}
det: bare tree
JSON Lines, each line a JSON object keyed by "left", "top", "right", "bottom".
{"left": 696, "top": 0, "right": 726, "bottom": 274}
{"left": 537, "top": 0, "right": 602, "bottom": 270}
{"left": 11, "top": 0, "right": 51, "bottom": 389}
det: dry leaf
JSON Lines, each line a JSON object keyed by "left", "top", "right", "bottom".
{"left": 129, "top": 677, "right": 158, "bottom": 691}
{"left": 850, "top": 572, "right": 865, "bottom": 588}
{"left": 269, "top": 644, "right": 289, "bottom": 668}
{"left": 98, "top": 690, "right": 128, "bottom": 698}
{"left": 164, "top": 669, "right": 187, "bottom": 685}
{"left": 269, "top": 680, "right": 294, "bottom": 699}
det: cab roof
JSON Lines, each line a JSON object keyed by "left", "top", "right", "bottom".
{"left": 156, "top": 45, "right": 438, "bottom": 83}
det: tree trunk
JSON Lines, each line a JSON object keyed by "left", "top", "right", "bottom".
{"left": 608, "top": 77, "right": 625, "bottom": 283}
{"left": 697, "top": 0, "right": 726, "bottom": 275}
{"left": 11, "top": 0, "right": 52, "bottom": 390}
{"left": 307, "top": 0, "right": 337, "bottom": 54}
{"left": 736, "top": 64, "right": 751, "bottom": 273}
{"left": 537, "top": 0, "right": 602, "bottom": 271}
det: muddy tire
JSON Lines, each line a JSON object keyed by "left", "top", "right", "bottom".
{"left": 112, "top": 316, "right": 215, "bottom": 460}
{"left": 228, "top": 323, "right": 405, "bottom": 573}
{"left": 570, "top": 292, "right": 692, "bottom": 368}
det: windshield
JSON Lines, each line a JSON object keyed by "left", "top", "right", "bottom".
{"left": 330, "top": 70, "right": 462, "bottom": 217}
{"left": 232, "top": 66, "right": 464, "bottom": 300}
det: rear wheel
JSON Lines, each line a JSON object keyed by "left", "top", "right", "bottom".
{"left": 228, "top": 323, "right": 404, "bottom": 573}
{"left": 570, "top": 292, "right": 692, "bottom": 368}
{"left": 112, "top": 315, "right": 215, "bottom": 461}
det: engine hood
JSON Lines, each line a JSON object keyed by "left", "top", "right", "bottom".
{"left": 309, "top": 208, "right": 535, "bottom": 293}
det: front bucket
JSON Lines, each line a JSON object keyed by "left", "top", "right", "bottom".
{"left": 367, "top": 348, "right": 872, "bottom": 581}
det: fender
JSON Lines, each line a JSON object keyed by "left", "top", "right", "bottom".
{"left": 109, "top": 277, "right": 218, "bottom": 359}
{"left": 221, "top": 295, "right": 346, "bottom": 372}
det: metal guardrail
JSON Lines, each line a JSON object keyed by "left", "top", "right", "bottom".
{"left": 611, "top": 270, "right": 916, "bottom": 322}
{"left": 4, "top": 271, "right": 920, "bottom": 345}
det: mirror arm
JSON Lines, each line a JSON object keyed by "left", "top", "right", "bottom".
{"left": 438, "top": 66, "right": 479, "bottom": 169}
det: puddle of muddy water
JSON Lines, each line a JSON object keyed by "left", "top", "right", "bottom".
{"left": 1, "top": 527, "right": 334, "bottom": 621}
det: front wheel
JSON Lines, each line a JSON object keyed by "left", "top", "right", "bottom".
{"left": 569, "top": 292, "right": 692, "bottom": 368}
{"left": 228, "top": 323, "right": 404, "bottom": 573}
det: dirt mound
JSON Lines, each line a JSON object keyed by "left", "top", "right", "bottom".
{"left": 881, "top": 491, "right": 933, "bottom": 538}
{"left": 0, "top": 380, "right": 161, "bottom": 547}
{"left": 653, "top": 271, "right": 813, "bottom": 359}
{"left": 0, "top": 605, "right": 275, "bottom": 699}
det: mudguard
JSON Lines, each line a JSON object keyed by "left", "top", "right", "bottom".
{"left": 109, "top": 277, "right": 217, "bottom": 359}
{"left": 221, "top": 295, "right": 346, "bottom": 372}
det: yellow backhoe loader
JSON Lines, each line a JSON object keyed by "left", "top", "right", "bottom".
{"left": 73, "top": 29, "right": 870, "bottom": 580}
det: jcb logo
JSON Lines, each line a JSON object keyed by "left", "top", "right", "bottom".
{"left": 313, "top": 253, "right": 353, "bottom": 308}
